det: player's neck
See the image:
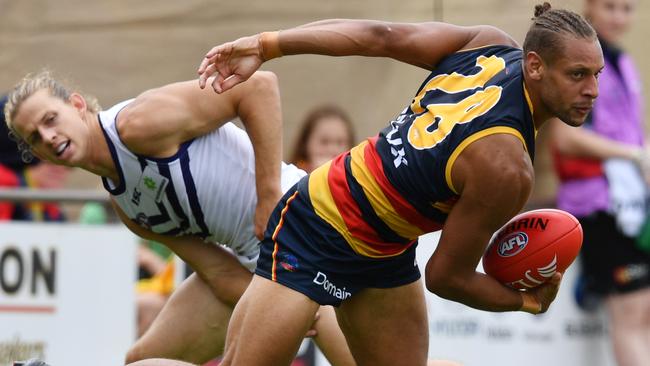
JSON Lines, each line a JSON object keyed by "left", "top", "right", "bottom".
{"left": 522, "top": 78, "right": 553, "bottom": 131}
{"left": 82, "top": 112, "right": 119, "bottom": 183}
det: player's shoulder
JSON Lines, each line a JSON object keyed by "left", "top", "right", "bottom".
{"left": 113, "top": 97, "right": 148, "bottom": 150}
{"left": 114, "top": 82, "right": 194, "bottom": 149}
{"left": 453, "top": 132, "right": 533, "bottom": 195}
{"left": 436, "top": 37, "right": 521, "bottom": 72}
{"left": 462, "top": 25, "right": 520, "bottom": 51}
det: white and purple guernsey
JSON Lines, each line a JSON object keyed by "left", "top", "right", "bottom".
{"left": 98, "top": 99, "right": 305, "bottom": 259}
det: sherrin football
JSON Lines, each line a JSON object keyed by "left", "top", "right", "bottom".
{"left": 482, "top": 208, "right": 583, "bottom": 290}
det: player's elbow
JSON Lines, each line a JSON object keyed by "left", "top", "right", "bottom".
{"left": 237, "top": 70, "right": 282, "bottom": 131}
{"left": 365, "top": 21, "right": 402, "bottom": 56}
{"left": 425, "top": 264, "right": 467, "bottom": 300}
{"left": 426, "top": 276, "right": 466, "bottom": 302}
{"left": 368, "top": 22, "right": 392, "bottom": 43}
{"left": 241, "top": 70, "right": 281, "bottom": 108}
{"left": 248, "top": 70, "right": 279, "bottom": 91}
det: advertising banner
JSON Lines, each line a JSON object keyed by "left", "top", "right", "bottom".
{"left": 0, "top": 222, "right": 137, "bottom": 366}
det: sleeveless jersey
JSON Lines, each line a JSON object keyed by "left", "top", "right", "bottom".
{"left": 305, "top": 45, "right": 536, "bottom": 258}
{"left": 99, "top": 100, "right": 305, "bottom": 258}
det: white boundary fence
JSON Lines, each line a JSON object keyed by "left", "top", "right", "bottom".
{"left": 0, "top": 189, "right": 137, "bottom": 366}
{"left": 0, "top": 222, "right": 137, "bottom": 366}
{"left": 0, "top": 188, "right": 109, "bottom": 203}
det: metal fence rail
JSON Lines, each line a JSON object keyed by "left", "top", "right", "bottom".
{"left": 0, "top": 188, "right": 109, "bottom": 203}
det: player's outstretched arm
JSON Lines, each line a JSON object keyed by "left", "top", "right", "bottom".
{"left": 197, "top": 19, "right": 518, "bottom": 93}
{"left": 425, "top": 133, "right": 560, "bottom": 314}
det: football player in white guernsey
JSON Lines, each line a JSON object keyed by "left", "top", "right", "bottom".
{"left": 3, "top": 70, "right": 355, "bottom": 366}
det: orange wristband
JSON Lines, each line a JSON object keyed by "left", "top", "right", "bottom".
{"left": 520, "top": 292, "right": 542, "bottom": 314}
{"left": 259, "top": 31, "right": 283, "bottom": 61}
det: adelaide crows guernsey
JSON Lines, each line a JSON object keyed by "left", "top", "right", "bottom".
{"left": 306, "top": 45, "right": 536, "bottom": 258}
{"left": 99, "top": 100, "right": 305, "bottom": 258}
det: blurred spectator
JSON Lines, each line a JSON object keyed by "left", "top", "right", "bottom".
{"left": 78, "top": 201, "right": 108, "bottom": 224}
{"left": 134, "top": 246, "right": 174, "bottom": 338}
{"left": 0, "top": 164, "right": 19, "bottom": 219}
{"left": 549, "top": 0, "right": 650, "bottom": 365}
{"left": 0, "top": 95, "right": 68, "bottom": 221}
{"left": 289, "top": 104, "right": 356, "bottom": 173}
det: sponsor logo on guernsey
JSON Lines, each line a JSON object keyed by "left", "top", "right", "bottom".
{"left": 278, "top": 252, "right": 299, "bottom": 272}
{"left": 143, "top": 176, "right": 157, "bottom": 190}
{"left": 386, "top": 108, "right": 410, "bottom": 168}
{"left": 131, "top": 188, "right": 142, "bottom": 206}
{"left": 313, "top": 271, "right": 351, "bottom": 300}
{"left": 497, "top": 232, "right": 528, "bottom": 257}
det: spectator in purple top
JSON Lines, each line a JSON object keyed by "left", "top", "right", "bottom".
{"left": 549, "top": 0, "right": 650, "bottom": 364}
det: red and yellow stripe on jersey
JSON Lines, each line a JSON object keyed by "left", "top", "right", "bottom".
{"left": 305, "top": 45, "right": 536, "bottom": 258}
{"left": 308, "top": 138, "right": 444, "bottom": 258}
{"left": 271, "top": 191, "right": 300, "bottom": 281}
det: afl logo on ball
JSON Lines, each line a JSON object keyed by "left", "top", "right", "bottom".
{"left": 498, "top": 232, "right": 528, "bottom": 257}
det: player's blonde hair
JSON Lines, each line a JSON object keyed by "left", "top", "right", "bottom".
{"left": 3, "top": 70, "right": 101, "bottom": 162}
{"left": 4, "top": 69, "right": 101, "bottom": 129}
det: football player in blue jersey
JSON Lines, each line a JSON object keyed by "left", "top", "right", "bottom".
{"left": 196, "top": 3, "right": 605, "bottom": 366}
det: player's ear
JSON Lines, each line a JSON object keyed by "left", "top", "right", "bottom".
{"left": 524, "top": 51, "right": 544, "bottom": 81}
{"left": 69, "top": 92, "right": 87, "bottom": 116}
{"left": 30, "top": 148, "right": 46, "bottom": 161}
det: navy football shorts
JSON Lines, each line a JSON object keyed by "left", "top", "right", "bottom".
{"left": 579, "top": 211, "right": 650, "bottom": 295}
{"left": 255, "top": 177, "right": 421, "bottom": 306}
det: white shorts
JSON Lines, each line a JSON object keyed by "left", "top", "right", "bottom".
{"left": 230, "top": 247, "right": 259, "bottom": 273}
